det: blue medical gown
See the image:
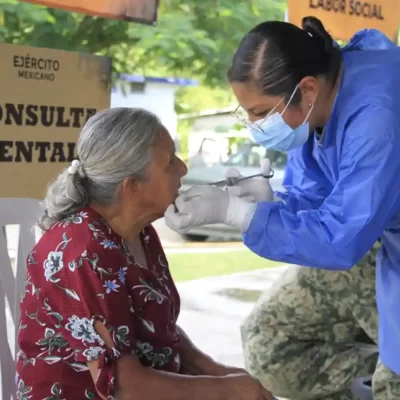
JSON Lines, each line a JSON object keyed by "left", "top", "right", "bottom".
{"left": 243, "top": 32, "right": 400, "bottom": 374}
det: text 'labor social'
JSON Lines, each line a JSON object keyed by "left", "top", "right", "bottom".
{"left": 309, "top": 0, "right": 384, "bottom": 19}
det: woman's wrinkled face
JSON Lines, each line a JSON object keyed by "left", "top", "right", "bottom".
{"left": 231, "top": 78, "right": 319, "bottom": 131}
{"left": 134, "top": 128, "right": 187, "bottom": 219}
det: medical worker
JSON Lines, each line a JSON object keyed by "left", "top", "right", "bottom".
{"left": 165, "top": 17, "right": 400, "bottom": 399}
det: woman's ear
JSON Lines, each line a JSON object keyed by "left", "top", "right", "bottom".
{"left": 119, "top": 177, "right": 140, "bottom": 199}
{"left": 299, "top": 76, "right": 319, "bottom": 103}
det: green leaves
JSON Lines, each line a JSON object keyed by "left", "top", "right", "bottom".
{"left": 0, "top": 0, "right": 285, "bottom": 85}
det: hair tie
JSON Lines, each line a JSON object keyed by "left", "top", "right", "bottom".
{"left": 67, "top": 159, "right": 86, "bottom": 179}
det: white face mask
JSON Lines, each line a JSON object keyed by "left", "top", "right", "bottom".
{"left": 249, "top": 84, "right": 314, "bottom": 151}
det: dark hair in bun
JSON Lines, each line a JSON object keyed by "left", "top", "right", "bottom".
{"left": 302, "top": 16, "right": 334, "bottom": 55}
{"left": 228, "top": 17, "right": 341, "bottom": 104}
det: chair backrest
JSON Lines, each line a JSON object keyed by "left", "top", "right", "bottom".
{"left": 0, "top": 199, "right": 42, "bottom": 400}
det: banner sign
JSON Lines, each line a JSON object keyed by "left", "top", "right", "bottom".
{"left": 0, "top": 43, "right": 112, "bottom": 199}
{"left": 20, "top": 0, "right": 159, "bottom": 25}
{"left": 288, "top": 0, "right": 400, "bottom": 41}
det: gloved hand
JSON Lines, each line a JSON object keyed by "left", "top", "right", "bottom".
{"left": 226, "top": 159, "right": 274, "bottom": 202}
{"left": 164, "top": 185, "right": 257, "bottom": 234}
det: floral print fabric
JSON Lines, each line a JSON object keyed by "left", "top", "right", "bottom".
{"left": 16, "top": 207, "right": 181, "bottom": 399}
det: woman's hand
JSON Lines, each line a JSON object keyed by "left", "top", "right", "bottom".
{"left": 217, "top": 369, "right": 275, "bottom": 399}
{"left": 202, "top": 362, "right": 247, "bottom": 377}
{"left": 262, "top": 388, "right": 275, "bottom": 400}
{"left": 175, "top": 326, "right": 276, "bottom": 399}
{"left": 224, "top": 373, "right": 273, "bottom": 400}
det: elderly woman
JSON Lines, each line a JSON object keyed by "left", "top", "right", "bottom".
{"left": 16, "top": 108, "right": 272, "bottom": 400}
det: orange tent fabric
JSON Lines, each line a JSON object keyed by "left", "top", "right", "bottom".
{"left": 288, "top": 0, "right": 399, "bottom": 42}
{"left": 20, "top": 0, "right": 158, "bottom": 25}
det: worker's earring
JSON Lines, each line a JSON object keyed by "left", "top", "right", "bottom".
{"left": 304, "top": 100, "right": 315, "bottom": 122}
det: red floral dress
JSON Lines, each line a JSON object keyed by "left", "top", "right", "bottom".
{"left": 16, "top": 206, "right": 181, "bottom": 399}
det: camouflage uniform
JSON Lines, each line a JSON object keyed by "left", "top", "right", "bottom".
{"left": 241, "top": 242, "right": 400, "bottom": 399}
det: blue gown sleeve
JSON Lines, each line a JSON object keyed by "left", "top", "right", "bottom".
{"left": 275, "top": 139, "right": 328, "bottom": 212}
{"left": 244, "top": 106, "right": 400, "bottom": 270}
{"left": 342, "top": 29, "right": 396, "bottom": 51}
{"left": 277, "top": 29, "right": 396, "bottom": 214}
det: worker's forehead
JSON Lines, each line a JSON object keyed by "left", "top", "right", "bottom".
{"left": 231, "top": 81, "right": 279, "bottom": 111}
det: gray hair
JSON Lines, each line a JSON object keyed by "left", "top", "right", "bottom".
{"left": 39, "top": 107, "right": 162, "bottom": 230}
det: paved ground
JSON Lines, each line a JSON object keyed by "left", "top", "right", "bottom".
{"left": 176, "top": 267, "right": 286, "bottom": 367}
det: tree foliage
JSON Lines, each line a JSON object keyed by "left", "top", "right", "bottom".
{"left": 0, "top": 0, "right": 285, "bottom": 85}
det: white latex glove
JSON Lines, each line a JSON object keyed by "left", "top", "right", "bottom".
{"left": 226, "top": 159, "right": 274, "bottom": 202}
{"left": 164, "top": 186, "right": 257, "bottom": 234}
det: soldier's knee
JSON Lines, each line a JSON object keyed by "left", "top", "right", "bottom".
{"left": 241, "top": 313, "right": 320, "bottom": 397}
{"left": 241, "top": 318, "right": 293, "bottom": 391}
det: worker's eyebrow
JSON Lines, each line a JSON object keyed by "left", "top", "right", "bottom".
{"left": 248, "top": 106, "right": 271, "bottom": 115}
{"left": 247, "top": 104, "right": 270, "bottom": 113}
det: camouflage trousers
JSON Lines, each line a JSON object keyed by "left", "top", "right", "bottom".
{"left": 241, "top": 242, "right": 400, "bottom": 399}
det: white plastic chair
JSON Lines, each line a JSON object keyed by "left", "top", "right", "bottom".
{"left": 0, "top": 199, "right": 42, "bottom": 400}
